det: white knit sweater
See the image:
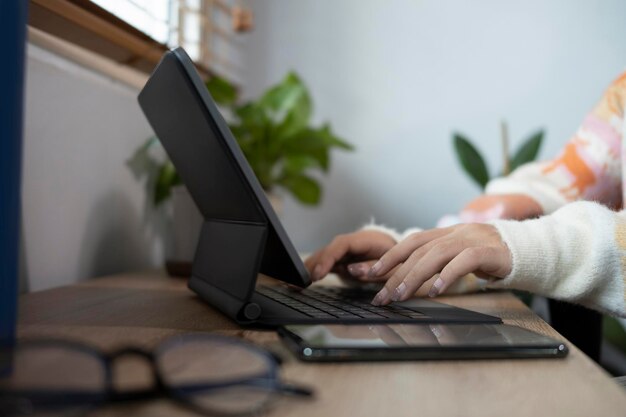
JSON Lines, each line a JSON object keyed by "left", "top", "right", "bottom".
{"left": 485, "top": 71, "right": 626, "bottom": 317}
{"left": 490, "top": 201, "right": 626, "bottom": 317}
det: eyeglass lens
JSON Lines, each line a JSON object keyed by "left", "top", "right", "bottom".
{"left": 157, "top": 338, "right": 277, "bottom": 415}
{"left": 1, "top": 337, "right": 284, "bottom": 416}
{"left": 0, "top": 343, "right": 106, "bottom": 415}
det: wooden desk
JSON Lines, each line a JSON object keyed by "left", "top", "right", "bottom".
{"left": 17, "top": 271, "right": 626, "bottom": 416}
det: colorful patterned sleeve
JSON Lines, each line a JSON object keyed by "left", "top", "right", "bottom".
{"left": 486, "top": 72, "right": 626, "bottom": 213}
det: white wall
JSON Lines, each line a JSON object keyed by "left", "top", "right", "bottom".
{"left": 21, "top": 1, "right": 626, "bottom": 289}
{"left": 21, "top": 45, "right": 167, "bottom": 291}
{"left": 239, "top": 0, "right": 626, "bottom": 253}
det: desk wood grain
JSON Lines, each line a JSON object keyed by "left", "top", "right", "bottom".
{"left": 17, "top": 271, "right": 626, "bottom": 417}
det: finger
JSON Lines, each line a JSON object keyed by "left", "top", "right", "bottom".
{"left": 330, "top": 261, "right": 380, "bottom": 281}
{"left": 375, "top": 239, "right": 464, "bottom": 305}
{"left": 357, "top": 263, "right": 401, "bottom": 282}
{"left": 394, "top": 240, "right": 464, "bottom": 303}
{"left": 345, "top": 261, "right": 376, "bottom": 278}
{"left": 432, "top": 246, "right": 505, "bottom": 297}
{"left": 375, "top": 249, "right": 424, "bottom": 300}
{"left": 369, "top": 274, "right": 437, "bottom": 298}
{"left": 370, "top": 248, "right": 424, "bottom": 305}
{"left": 311, "top": 235, "right": 356, "bottom": 280}
{"left": 305, "top": 246, "right": 334, "bottom": 274}
{"left": 304, "top": 250, "right": 322, "bottom": 274}
{"left": 305, "top": 236, "right": 352, "bottom": 281}
{"left": 313, "top": 233, "right": 394, "bottom": 279}
{"left": 414, "top": 275, "right": 439, "bottom": 297}
{"left": 384, "top": 235, "right": 446, "bottom": 284}
{"left": 369, "top": 228, "right": 453, "bottom": 278}
{"left": 304, "top": 250, "right": 329, "bottom": 281}
{"left": 343, "top": 260, "right": 395, "bottom": 281}
{"left": 312, "top": 234, "right": 380, "bottom": 281}
{"left": 371, "top": 236, "right": 448, "bottom": 304}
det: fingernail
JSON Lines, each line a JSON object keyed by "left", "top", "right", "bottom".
{"left": 391, "top": 282, "right": 407, "bottom": 301}
{"left": 348, "top": 264, "right": 364, "bottom": 277}
{"left": 429, "top": 278, "right": 443, "bottom": 298}
{"left": 313, "top": 265, "right": 322, "bottom": 280}
{"left": 369, "top": 260, "right": 383, "bottom": 277}
{"left": 371, "top": 287, "right": 388, "bottom": 306}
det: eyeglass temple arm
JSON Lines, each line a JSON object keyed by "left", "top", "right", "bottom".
{"left": 175, "top": 376, "right": 314, "bottom": 398}
{"left": 275, "top": 382, "right": 314, "bottom": 397}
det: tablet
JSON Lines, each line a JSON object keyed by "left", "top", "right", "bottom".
{"left": 279, "top": 324, "right": 568, "bottom": 361}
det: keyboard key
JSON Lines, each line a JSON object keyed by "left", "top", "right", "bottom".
{"left": 309, "top": 312, "right": 334, "bottom": 318}
{"left": 257, "top": 285, "right": 431, "bottom": 322}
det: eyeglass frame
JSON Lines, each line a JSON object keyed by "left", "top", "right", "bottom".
{"left": 0, "top": 334, "right": 313, "bottom": 416}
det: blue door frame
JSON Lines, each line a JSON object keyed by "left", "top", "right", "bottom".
{"left": 0, "top": 0, "right": 29, "bottom": 356}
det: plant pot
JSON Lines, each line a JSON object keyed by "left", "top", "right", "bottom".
{"left": 165, "top": 185, "right": 284, "bottom": 277}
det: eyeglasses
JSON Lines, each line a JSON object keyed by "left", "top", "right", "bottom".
{"left": 0, "top": 334, "right": 313, "bottom": 416}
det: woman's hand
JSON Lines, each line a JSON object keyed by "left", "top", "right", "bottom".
{"left": 368, "top": 224, "right": 512, "bottom": 306}
{"left": 460, "top": 194, "right": 543, "bottom": 222}
{"left": 305, "top": 230, "right": 397, "bottom": 282}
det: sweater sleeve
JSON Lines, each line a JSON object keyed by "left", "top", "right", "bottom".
{"left": 489, "top": 201, "right": 626, "bottom": 317}
{"left": 485, "top": 72, "right": 626, "bottom": 214}
{"left": 360, "top": 221, "right": 423, "bottom": 243}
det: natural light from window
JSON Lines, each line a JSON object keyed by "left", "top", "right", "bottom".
{"left": 90, "top": 0, "right": 202, "bottom": 60}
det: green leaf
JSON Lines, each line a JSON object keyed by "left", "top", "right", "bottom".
{"left": 232, "top": 104, "right": 269, "bottom": 158}
{"left": 283, "top": 155, "right": 319, "bottom": 175}
{"left": 279, "top": 174, "right": 321, "bottom": 205}
{"left": 259, "top": 72, "right": 312, "bottom": 140}
{"left": 453, "top": 133, "right": 490, "bottom": 189}
{"left": 277, "top": 92, "right": 312, "bottom": 139}
{"left": 205, "top": 75, "right": 237, "bottom": 106}
{"left": 510, "top": 130, "right": 544, "bottom": 172}
{"left": 260, "top": 73, "right": 308, "bottom": 113}
{"left": 235, "top": 102, "right": 267, "bottom": 126}
{"left": 126, "top": 136, "right": 160, "bottom": 180}
{"left": 326, "top": 134, "right": 353, "bottom": 150}
{"left": 154, "top": 161, "right": 182, "bottom": 206}
{"left": 283, "top": 128, "right": 330, "bottom": 170}
{"left": 317, "top": 123, "right": 354, "bottom": 151}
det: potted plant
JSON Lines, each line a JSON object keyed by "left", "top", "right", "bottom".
{"left": 128, "top": 72, "right": 353, "bottom": 274}
{"left": 453, "top": 121, "right": 544, "bottom": 190}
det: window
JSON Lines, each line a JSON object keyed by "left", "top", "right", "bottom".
{"left": 28, "top": 0, "right": 252, "bottom": 81}
{"left": 90, "top": 0, "right": 172, "bottom": 45}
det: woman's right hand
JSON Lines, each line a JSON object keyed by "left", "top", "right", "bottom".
{"left": 305, "top": 230, "right": 397, "bottom": 282}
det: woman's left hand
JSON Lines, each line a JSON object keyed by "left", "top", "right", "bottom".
{"left": 368, "top": 224, "right": 512, "bottom": 306}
